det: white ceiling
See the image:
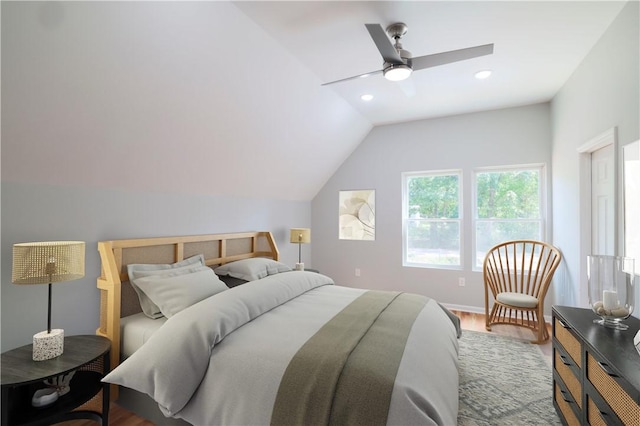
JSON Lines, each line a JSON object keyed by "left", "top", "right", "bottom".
{"left": 235, "top": 1, "right": 627, "bottom": 125}
{"left": 2, "top": 1, "right": 628, "bottom": 201}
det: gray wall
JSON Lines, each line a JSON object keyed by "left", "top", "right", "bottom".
{"left": 0, "top": 1, "right": 370, "bottom": 201}
{"left": 311, "top": 103, "right": 552, "bottom": 311}
{"left": 1, "top": 1, "right": 325, "bottom": 353}
{"left": 311, "top": 0, "right": 640, "bottom": 319}
{"left": 551, "top": 0, "right": 640, "bottom": 315}
{"left": 1, "top": 182, "right": 311, "bottom": 351}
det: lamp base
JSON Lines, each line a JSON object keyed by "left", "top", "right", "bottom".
{"left": 295, "top": 262, "right": 305, "bottom": 271}
{"left": 33, "top": 329, "right": 64, "bottom": 361}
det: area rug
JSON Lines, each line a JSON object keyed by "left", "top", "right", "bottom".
{"left": 457, "top": 330, "right": 562, "bottom": 425}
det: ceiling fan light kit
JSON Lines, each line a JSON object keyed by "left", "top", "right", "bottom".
{"left": 323, "top": 22, "right": 494, "bottom": 86}
{"left": 384, "top": 63, "right": 412, "bottom": 81}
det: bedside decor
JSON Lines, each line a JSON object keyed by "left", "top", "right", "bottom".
{"left": 31, "top": 387, "right": 58, "bottom": 408}
{"left": 289, "top": 228, "right": 310, "bottom": 270}
{"left": 1, "top": 335, "right": 111, "bottom": 424}
{"left": 44, "top": 370, "right": 76, "bottom": 396}
{"left": 587, "top": 255, "right": 635, "bottom": 330}
{"left": 12, "top": 241, "right": 85, "bottom": 360}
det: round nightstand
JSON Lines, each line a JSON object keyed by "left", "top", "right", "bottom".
{"left": 1, "top": 335, "right": 110, "bottom": 426}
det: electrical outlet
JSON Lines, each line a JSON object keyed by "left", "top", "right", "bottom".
{"left": 458, "top": 277, "right": 466, "bottom": 287}
{"left": 355, "top": 268, "right": 361, "bottom": 277}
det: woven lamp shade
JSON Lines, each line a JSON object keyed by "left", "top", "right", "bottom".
{"left": 290, "top": 228, "right": 311, "bottom": 244}
{"left": 12, "top": 241, "right": 85, "bottom": 285}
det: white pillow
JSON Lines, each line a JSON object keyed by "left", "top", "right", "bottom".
{"left": 133, "top": 268, "right": 228, "bottom": 318}
{"left": 214, "top": 258, "right": 292, "bottom": 281}
{"left": 128, "top": 255, "right": 206, "bottom": 319}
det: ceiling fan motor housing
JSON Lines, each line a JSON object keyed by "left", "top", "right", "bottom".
{"left": 386, "top": 22, "right": 408, "bottom": 40}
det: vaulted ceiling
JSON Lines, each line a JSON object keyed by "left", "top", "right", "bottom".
{"left": 1, "top": 1, "right": 627, "bottom": 201}
{"left": 237, "top": 1, "right": 626, "bottom": 125}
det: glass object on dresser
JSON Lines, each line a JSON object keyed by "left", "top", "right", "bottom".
{"left": 588, "top": 255, "right": 635, "bottom": 330}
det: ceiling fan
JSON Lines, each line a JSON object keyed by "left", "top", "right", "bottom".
{"left": 322, "top": 23, "right": 494, "bottom": 86}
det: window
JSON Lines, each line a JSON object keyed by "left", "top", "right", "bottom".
{"left": 402, "top": 170, "right": 462, "bottom": 268}
{"left": 473, "top": 165, "right": 545, "bottom": 269}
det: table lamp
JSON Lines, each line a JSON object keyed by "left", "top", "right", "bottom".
{"left": 12, "top": 241, "right": 85, "bottom": 361}
{"left": 289, "top": 228, "right": 311, "bottom": 271}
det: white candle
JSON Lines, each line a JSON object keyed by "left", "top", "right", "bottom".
{"left": 603, "top": 290, "right": 618, "bottom": 311}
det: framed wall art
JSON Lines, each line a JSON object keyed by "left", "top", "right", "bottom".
{"left": 339, "top": 190, "right": 375, "bottom": 240}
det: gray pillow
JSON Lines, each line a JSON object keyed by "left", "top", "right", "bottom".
{"left": 128, "top": 254, "right": 206, "bottom": 319}
{"left": 133, "top": 267, "right": 228, "bottom": 318}
{"left": 214, "top": 258, "right": 292, "bottom": 281}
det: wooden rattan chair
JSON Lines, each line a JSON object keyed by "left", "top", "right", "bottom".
{"left": 483, "top": 240, "right": 562, "bottom": 344}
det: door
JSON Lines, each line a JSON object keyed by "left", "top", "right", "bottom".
{"left": 591, "top": 144, "right": 615, "bottom": 256}
{"left": 577, "top": 127, "right": 617, "bottom": 308}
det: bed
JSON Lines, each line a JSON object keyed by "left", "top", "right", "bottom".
{"left": 96, "top": 231, "right": 460, "bottom": 425}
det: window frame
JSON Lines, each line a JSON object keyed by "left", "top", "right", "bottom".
{"left": 402, "top": 169, "right": 463, "bottom": 270}
{"left": 471, "top": 163, "right": 547, "bottom": 271}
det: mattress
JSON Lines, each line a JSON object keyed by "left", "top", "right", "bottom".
{"left": 120, "top": 312, "right": 167, "bottom": 359}
{"left": 119, "top": 274, "right": 245, "bottom": 359}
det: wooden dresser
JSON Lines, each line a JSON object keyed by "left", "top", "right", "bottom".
{"left": 552, "top": 306, "right": 640, "bottom": 425}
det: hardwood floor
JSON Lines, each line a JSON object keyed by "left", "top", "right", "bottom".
{"left": 452, "top": 310, "right": 553, "bottom": 358}
{"left": 56, "top": 310, "right": 553, "bottom": 425}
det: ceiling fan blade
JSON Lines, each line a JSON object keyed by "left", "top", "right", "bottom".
{"left": 412, "top": 44, "right": 494, "bottom": 71}
{"left": 365, "top": 23, "right": 404, "bottom": 65}
{"left": 322, "top": 69, "right": 383, "bottom": 86}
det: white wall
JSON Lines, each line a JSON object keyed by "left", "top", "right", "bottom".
{"left": 311, "top": 103, "right": 552, "bottom": 312}
{"left": 1, "top": 182, "right": 311, "bottom": 351}
{"left": 1, "top": 1, "right": 370, "bottom": 201}
{"left": 551, "top": 0, "right": 640, "bottom": 316}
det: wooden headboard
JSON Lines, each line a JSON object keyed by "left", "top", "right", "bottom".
{"left": 96, "top": 231, "right": 279, "bottom": 377}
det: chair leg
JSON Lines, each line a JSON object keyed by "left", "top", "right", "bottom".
{"left": 484, "top": 289, "right": 491, "bottom": 331}
{"left": 486, "top": 304, "right": 498, "bottom": 332}
{"left": 538, "top": 320, "right": 544, "bottom": 344}
{"left": 531, "top": 308, "right": 548, "bottom": 344}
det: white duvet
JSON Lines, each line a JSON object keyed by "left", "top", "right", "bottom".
{"left": 103, "top": 271, "right": 459, "bottom": 425}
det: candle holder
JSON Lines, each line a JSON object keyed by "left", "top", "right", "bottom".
{"left": 588, "top": 255, "right": 635, "bottom": 330}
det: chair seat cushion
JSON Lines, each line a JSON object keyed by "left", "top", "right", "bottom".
{"left": 496, "top": 292, "right": 538, "bottom": 308}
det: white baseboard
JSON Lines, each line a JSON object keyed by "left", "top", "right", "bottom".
{"left": 440, "top": 303, "right": 485, "bottom": 314}
{"left": 440, "top": 303, "right": 552, "bottom": 324}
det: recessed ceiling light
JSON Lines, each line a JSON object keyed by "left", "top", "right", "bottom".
{"left": 361, "top": 94, "right": 374, "bottom": 101}
{"left": 475, "top": 70, "right": 492, "bottom": 80}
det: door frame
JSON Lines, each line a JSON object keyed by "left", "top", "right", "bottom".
{"left": 577, "top": 127, "right": 618, "bottom": 307}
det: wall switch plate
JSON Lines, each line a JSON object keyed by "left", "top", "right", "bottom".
{"left": 458, "top": 277, "right": 466, "bottom": 287}
{"left": 355, "top": 268, "right": 361, "bottom": 277}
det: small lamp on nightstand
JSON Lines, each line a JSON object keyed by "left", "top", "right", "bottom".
{"left": 290, "top": 228, "right": 311, "bottom": 271}
{"left": 12, "top": 241, "right": 85, "bottom": 361}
